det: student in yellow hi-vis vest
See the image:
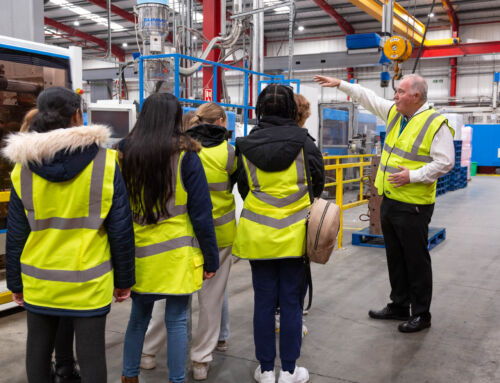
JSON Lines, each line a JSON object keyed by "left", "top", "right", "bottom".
{"left": 119, "top": 93, "right": 219, "bottom": 383}
{"left": 185, "top": 103, "right": 237, "bottom": 380}
{"left": 234, "top": 85, "right": 325, "bottom": 383}
{"left": 4, "top": 87, "right": 136, "bottom": 383}
{"left": 315, "top": 74, "right": 455, "bottom": 333}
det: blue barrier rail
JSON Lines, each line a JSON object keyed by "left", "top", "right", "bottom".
{"left": 139, "top": 53, "right": 291, "bottom": 136}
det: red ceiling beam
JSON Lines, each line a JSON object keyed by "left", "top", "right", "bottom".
{"left": 441, "top": 0, "right": 459, "bottom": 37}
{"left": 414, "top": 41, "right": 500, "bottom": 58}
{"left": 86, "top": 0, "right": 136, "bottom": 23}
{"left": 311, "top": 0, "right": 355, "bottom": 35}
{"left": 45, "top": 17, "right": 126, "bottom": 62}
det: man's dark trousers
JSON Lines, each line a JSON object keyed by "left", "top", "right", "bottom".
{"left": 380, "top": 196, "right": 434, "bottom": 318}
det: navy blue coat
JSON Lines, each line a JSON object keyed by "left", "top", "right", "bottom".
{"left": 6, "top": 144, "right": 135, "bottom": 316}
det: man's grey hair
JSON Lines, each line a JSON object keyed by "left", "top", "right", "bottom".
{"left": 403, "top": 74, "right": 428, "bottom": 102}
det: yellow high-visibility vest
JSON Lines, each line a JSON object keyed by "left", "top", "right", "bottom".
{"left": 233, "top": 149, "right": 311, "bottom": 260}
{"left": 11, "top": 148, "right": 117, "bottom": 311}
{"left": 375, "top": 106, "right": 454, "bottom": 204}
{"left": 198, "top": 141, "right": 236, "bottom": 248}
{"left": 132, "top": 151, "right": 204, "bottom": 295}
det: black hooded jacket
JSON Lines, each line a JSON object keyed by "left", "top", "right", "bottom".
{"left": 235, "top": 115, "right": 325, "bottom": 199}
{"left": 186, "top": 123, "right": 227, "bottom": 148}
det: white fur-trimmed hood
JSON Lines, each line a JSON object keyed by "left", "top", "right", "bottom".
{"left": 2, "top": 124, "right": 111, "bottom": 166}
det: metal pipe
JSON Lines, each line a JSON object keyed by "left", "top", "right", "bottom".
{"left": 381, "top": 0, "right": 394, "bottom": 38}
{"left": 259, "top": 0, "right": 264, "bottom": 79}
{"left": 107, "top": 0, "right": 112, "bottom": 59}
{"left": 287, "top": 0, "right": 295, "bottom": 80}
{"left": 252, "top": 0, "right": 259, "bottom": 107}
{"left": 230, "top": 1, "right": 292, "bottom": 19}
{"left": 0, "top": 78, "right": 41, "bottom": 94}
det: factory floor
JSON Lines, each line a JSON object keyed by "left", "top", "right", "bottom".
{"left": 1, "top": 176, "right": 499, "bottom": 383}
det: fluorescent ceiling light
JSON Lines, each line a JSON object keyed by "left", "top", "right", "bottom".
{"left": 44, "top": 27, "right": 62, "bottom": 38}
{"left": 298, "top": 25, "right": 304, "bottom": 31}
{"left": 50, "top": 0, "right": 126, "bottom": 31}
{"left": 122, "top": 42, "right": 128, "bottom": 47}
{"left": 429, "top": 12, "right": 435, "bottom": 17}
{"left": 73, "top": 21, "right": 80, "bottom": 26}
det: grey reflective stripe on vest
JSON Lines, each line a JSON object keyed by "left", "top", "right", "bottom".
{"left": 226, "top": 142, "right": 235, "bottom": 174}
{"left": 240, "top": 208, "right": 307, "bottom": 230}
{"left": 208, "top": 181, "right": 230, "bottom": 192}
{"left": 383, "top": 112, "right": 441, "bottom": 163}
{"left": 383, "top": 142, "right": 433, "bottom": 163}
{"left": 134, "top": 153, "right": 188, "bottom": 226}
{"left": 411, "top": 112, "right": 441, "bottom": 157}
{"left": 207, "top": 142, "right": 234, "bottom": 192}
{"left": 21, "top": 260, "right": 112, "bottom": 283}
{"left": 213, "top": 209, "right": 235, "bottom": 226}
{"left": 379, "top": 163, "right": 400, "bottom": 174}
{"left": 386, "top": 112, "right": 402, "bottom": 134}
{"left": 135, "top": 236, "right": 200, "bottom": 258}
{"left": 21, "top": 148, "right": 107, "bottom": 231}
{"left": 247, "top": 151, "right": 308, "bottom": 208}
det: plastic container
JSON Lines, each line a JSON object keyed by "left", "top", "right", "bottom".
{"left": 471, "top": 162, "right": 478, "bottom": 176}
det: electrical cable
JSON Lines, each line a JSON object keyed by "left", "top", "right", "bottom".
{"left": 412, "top": 0, "right": 436, "bottom": 73}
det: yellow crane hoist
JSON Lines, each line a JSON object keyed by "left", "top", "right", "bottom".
{"left": 383, "top": 36, "right": 412, "bottom": 81}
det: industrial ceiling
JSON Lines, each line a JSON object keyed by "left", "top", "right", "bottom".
{"left": 43, "top": 0, "right": 500, "bottom": 60}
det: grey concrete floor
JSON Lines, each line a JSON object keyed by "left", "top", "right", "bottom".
{"left": 1, "top": 176, "right": 499, "bottom": 383}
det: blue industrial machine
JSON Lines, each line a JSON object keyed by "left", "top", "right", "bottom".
{"left": 470, "top": 124, "right": 500, "bottom": 167}
{"left": 0, "top": 35, "right": 82, "bottom": 229}
{"left": 319, "top": 102, "right": 378, "bottom": 156}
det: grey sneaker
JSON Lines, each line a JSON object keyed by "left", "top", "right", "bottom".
{"left": 192, "top": 362, "right": 209, "bottom": 380}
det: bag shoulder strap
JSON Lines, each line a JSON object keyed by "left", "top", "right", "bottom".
{"left": 302, "top": 141, "right": 314, "bottom": 311}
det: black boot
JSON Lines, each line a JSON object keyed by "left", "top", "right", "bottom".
{"left": 54, "top": 362, "right": 81, "bottom": 383}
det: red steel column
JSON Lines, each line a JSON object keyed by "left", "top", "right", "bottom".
{"left": 347, "top": 67, "right": 354, "bottom": 101}
{"left": 203, "top": 0, "right": 222, "bottom": 102}
{"left": 450, "top": 57, "right": 457, "bottom": 106}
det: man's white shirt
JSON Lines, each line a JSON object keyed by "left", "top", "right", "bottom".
{"left": 337, "top": 81, "right": 455, "bottom": 184}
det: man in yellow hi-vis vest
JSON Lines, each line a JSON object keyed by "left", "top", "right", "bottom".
{"left": 315, "top": 74, "right": 455, "bottom": 333}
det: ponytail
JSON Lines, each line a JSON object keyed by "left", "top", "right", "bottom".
{"left": 30, "top": 87, "right": 81, "bottom": 133}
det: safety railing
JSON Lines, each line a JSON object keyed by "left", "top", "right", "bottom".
{"left": 323, "top": 154, "right": 375, "bottom": 248}
{"left": 138, "top": 53, "right": 288, "bottom": 137}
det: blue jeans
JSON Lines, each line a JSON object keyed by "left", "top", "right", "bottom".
{"left": 250, "top": 258, "right": 304, "bottom": 373}
{"left": 122, "top": 295, "right": 190, "bottom": 383}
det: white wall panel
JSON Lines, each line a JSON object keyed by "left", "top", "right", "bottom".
{"left": 461, "top": 23, "right": 500, "bottom": 42}
{"left": 426, "top": 29, "right": 452, "bottom": 40}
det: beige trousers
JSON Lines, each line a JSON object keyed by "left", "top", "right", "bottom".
{"left": 190, "top": 246, "right": 233, "bottom": 363}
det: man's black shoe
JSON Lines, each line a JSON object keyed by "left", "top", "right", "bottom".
{"left": 54, "top": 362, "right": 81, "bottom": 383}
{"left": 368, "top": 305, "right": 410, "bottom": 320}
{"left": 398, "top": 316, "right": 431, "bottom": 333}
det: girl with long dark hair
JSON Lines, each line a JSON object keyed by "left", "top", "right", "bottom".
{"left": 4, "top": 86, "right": 135, "bottom": 383}
{"left": 234, "top": 85, "right": 324, "bottom": 383}
{"left": 120, "top": 93, "right": 218, "bottom": 383}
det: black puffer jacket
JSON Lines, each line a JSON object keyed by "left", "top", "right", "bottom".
{"left": 3, "top": 124, "right": 135, "bottom": 316}
{"left": 236, "top": 115, "right": 325, "bottom": 199}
